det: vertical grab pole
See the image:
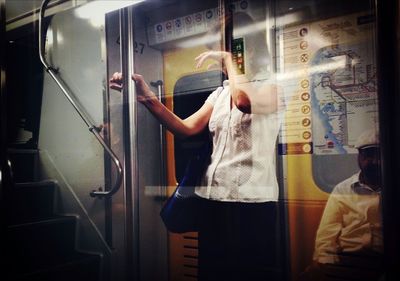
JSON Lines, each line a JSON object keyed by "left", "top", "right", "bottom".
{"left": 150, "top": 80, "right": 167, "bottom": 198}
{"left": 119, "top": 5, "right": 139, "bottom": 281}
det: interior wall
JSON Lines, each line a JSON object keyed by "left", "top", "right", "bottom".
{"left": 38, "top": 4, "right": 107, "bottom": 250}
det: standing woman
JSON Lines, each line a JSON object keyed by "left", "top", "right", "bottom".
{"left": 110, "top": 12, "right": 285, "bottom": 281}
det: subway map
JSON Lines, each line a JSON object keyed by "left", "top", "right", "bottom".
{"left": 311, "top": 44, "right": 378, "bottom": 154}
{"left": 279, "top": 12, "right": 378, "bottom": 155}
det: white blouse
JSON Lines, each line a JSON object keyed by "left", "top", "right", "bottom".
{"left": 195, "top": 80, "right": 283, "bottom": 202}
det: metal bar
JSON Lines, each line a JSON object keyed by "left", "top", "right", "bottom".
{"left": 39, "top": 0, "right": 123, "bottom": 198}
{"left": 150, "top": 80, "right": 167, "bottom": 197}
{"left": 120, "top": 6, "right": 138, "bottom": 281}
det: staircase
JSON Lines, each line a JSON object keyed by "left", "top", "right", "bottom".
{"left": 5, "top": 148, "right": 102, "bottom": 281}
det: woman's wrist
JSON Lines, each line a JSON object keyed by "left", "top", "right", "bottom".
{"left": 138, "top": 93, "right": 158, "bottom": 105}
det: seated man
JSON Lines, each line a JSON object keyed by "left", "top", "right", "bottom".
{"left": 301, "top": 129, "right": 384, "bottom": 281}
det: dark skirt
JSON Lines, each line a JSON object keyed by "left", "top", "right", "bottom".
{"left": 197, "top": 199, "right": 286, "bottom": 281}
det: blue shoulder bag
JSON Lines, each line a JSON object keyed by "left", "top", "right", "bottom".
{"left": 160, "top": 141, "right": 211, "bottom": 233}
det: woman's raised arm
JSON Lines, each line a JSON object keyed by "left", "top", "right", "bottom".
{"left": 109, "top": 72, "right": 213, "bottom": 138}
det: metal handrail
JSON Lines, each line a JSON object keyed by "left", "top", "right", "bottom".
{"left": 150, "top": 80, "right": 167, "bottom": 198}
{"left": 39, "top": 0, "right": 123, "bottom": 198}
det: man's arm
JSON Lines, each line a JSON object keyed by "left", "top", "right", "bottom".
{"left": 313, "top": 194, "right": 343, "bottom": 264}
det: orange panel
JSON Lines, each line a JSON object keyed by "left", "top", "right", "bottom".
{"left": 287, "top": 200, "right": 326, "bottom": 280}
{"left": 163, "top": 46, "right": 209, "bottom": 281}
{"left": 286, "top": 154, "right": 329, "bottom": 280}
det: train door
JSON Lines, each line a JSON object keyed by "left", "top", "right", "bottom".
{"left": 112, "top": 0, "right": 287, "bottom": 280}
{"left": 120, "top": 1, "right": 224, "bottom": 280}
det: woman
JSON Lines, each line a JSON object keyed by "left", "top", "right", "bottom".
{"left": 110, "top": 12, "right": 284, "bottom": 281}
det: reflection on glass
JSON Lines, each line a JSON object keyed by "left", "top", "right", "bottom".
{"left": 107, "top": 1, "right": 382, "bottom": 280}
{"left": 110, "top": 5, "right": 285, "bottom": 280}
{"left": 192, "top": 13, "right": 284, "bottom": 280}
{"left": 301, "top": 129, "right": 383, "bottom": 281}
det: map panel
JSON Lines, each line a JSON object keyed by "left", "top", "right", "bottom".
{"left": 278, "top": 12, "right": 377, "bottom": 155}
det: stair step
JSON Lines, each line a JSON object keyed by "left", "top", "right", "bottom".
{"left": 7, "top": 252, "right": 101, "bottom": 281}
{"left": 7, "top": 148, "right": 39, "bottom": 183}
{"left": 6, "top": 180, "right": 57, "bottom": 225}
{"left": 5, "top": 149, "right": 102, "bottom": 280}
{"left": 6, "top": 216, "right": 78, "bottom": 274}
